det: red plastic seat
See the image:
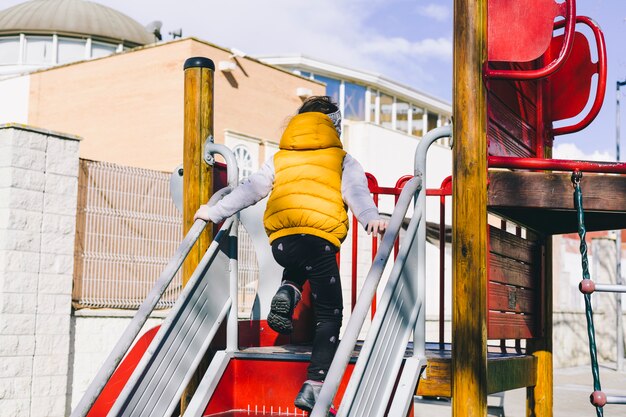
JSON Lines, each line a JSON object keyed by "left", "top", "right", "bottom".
{"left": 487, "top": 0, "right": 576, "bottom": 80}
{"left": 548, "top": 16, "right": 607, "bottom": 136}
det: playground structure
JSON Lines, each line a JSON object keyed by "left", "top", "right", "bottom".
{"left": 67, "top": 0, "right": 626, "bottom": 416}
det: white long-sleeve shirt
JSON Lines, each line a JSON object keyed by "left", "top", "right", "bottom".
{"left": 202, "top": 154, "right": 380, "bottom": 229}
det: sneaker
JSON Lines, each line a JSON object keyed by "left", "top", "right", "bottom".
{"left": 267, "top": 281, "right": 301, "bottom": 334}
{"left": 294, "top": 380, "right": 323, "bottom": 412}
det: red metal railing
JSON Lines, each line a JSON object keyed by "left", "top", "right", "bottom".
{"left": 426, "top": 176, "right": 453, "bottom": 345}
{"left": 489, "top": 155, "right": 626, "bottom": 173}
{"left": 552, "top": 16, "right": 607, "bottom": 136}
{"left": 346, "top": 173, "right": 452, "bottom": 343}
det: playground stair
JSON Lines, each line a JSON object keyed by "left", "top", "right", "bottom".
{"left": 74, "top": 174, "right": 429, "bottom": 417}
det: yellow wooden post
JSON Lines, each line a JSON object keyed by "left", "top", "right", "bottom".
{"left": 452, "top": 0, "right": 488, "bottom": 416}
{"left": 526, "top": 241, "right": 553, "bottom": 416}
{"left": 526, "top": 145, "right": 554, "bottom": 416}
{"left": 181, "top": 56, "right": 215, "bottom": 412}
{"left": 182, "top": 57, "right": 215, "bottom": 286}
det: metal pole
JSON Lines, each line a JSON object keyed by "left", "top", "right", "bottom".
{"left": 616, "top": 79, "right": 626, "bottom": 371}
{"left": 413, "top": 125, "right": 453, "bottom": 358}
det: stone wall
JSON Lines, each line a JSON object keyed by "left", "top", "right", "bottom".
{"left": 68, "top": 312, "right": 165, "bottom": 410}
{"left": 0, "top": 124, "right": 80, "bottom": 417}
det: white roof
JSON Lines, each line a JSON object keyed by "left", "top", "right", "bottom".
{"left": 0, "top": 0, "right": 154, "bottom": 46}
{"left": 259, "top": 54, "right": 451, "bottom": 114}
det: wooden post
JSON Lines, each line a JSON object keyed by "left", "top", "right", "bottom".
{"left": 182, "top": 57, "right": 215, "bottom": 285}
{"left": 181, "top": 56, "right": 215, "bottom": 412}
{"left": 452, "top": 0, "right": 488, "bottom": 416}
{"left": 526, "top": 133, "right": 554, "bottom": 416}
{"left": 527, "top": 240, "right": 553, "bottom": 416}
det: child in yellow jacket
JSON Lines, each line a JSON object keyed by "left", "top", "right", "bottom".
{"left": 195, "top": 96, "right": 386, "bottom": 412}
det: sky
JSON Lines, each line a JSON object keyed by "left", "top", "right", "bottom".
{"left": 2, "top": 0, "right": 625, "bottom": 160}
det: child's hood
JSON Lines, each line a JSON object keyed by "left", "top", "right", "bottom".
{"left": 279, "top": 112, "right": 343, "bottom": 151}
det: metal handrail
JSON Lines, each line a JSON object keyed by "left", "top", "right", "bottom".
{"left": 204, "top": 142, "right": 240, "bottom": 352}
{"left": 413, "top": 125, "right": 453, "bottom": 357}
{"left": 310, "top": 175, "right": 423, "bottom": 417}
{"left": 311, "top": 125, "right": 453, "bottom": 416}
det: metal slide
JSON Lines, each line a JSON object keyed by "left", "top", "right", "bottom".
{"left": 105, "top": 219, "right": 234, "bottom": 417}
{"left": 70, "top": 143, "right": 240, "bottom": 417}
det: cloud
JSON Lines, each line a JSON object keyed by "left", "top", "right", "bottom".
{"left": 0, "top": 0, "right": 453, "bottom": 98}
{"left": 552, "top": 142, "right": 614, "bottom": 161}
{"left": 357, "top": 36, "right": 452, "bottom": 61}
{"left": 417, "top": 4, "right": 450, "bottom": 21}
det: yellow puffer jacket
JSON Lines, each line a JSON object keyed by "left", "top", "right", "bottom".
{"left": 263, "top": 112, "right": 348, "bottom": 247}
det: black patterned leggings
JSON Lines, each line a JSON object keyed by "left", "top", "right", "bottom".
{"left": 271, "top": 234, "right": 343, "bottom": 381}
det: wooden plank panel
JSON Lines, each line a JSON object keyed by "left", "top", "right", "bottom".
{"left": 488, "top": 312, "right": 537, "bottom": 339}
{"left": 487, "top": 355, "right": 537, "bottom": 393}
{"left": 488, "top": 124, "right": 533, "bottom": 157}
{"left": 489, "top": 226, "right": 539, "bottom": 263}
{"left": 417, "top": 357, "right": 452, "bottom": 397}
{"left": 417, "top": 355, "right": 537, "bottom": 398}
{"left": 488, "top": 95, "right": 536, "bottom": 156}
{"left": 487, "top": 74, "right": 539, "bottom": 158}
{"left": 489, "top": 253, "right": 536, "bottom": 288}
{"left": 489, "top": 170, "right": 626, "bottom": 213}
{"left": 488, "top": 282, "right": 537, "bottom": 313}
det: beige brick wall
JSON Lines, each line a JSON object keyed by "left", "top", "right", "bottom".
{"left": 27, "top": 38, "right": 324, "bottom": 172}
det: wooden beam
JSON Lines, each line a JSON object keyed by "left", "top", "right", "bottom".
{"left": 488, "top": 170, "right": 626, "bottom": 233}
{"left": 181, "top": 56, "right": 215, "bottom": 413}
{"left": 489, "top": 170, "right": 626, "bottom": 212}
{"left": 452, "top": 0, "right": 488, "bottom": 415}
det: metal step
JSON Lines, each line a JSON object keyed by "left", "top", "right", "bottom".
{"left": 204, "top": 411, "right": 309, "bottom": 417}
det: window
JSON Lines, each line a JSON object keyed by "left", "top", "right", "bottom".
{"left": 233, "top": 145, "right": 254, "bottom": 180}
{"left": 58, "top": 38, "right": 86, "bottom": 64}
{"left": 396, "top": 100, "right": 409, "bottom": 133}
{"left": 0, "top": 37, "right": 19, "bottom": 64}
{"left": 369, "top": 90, "right": 378, "bottom": 123}
{"left": 380, "top": 94, "right": 393, "bottom": 129}
{"left": 427, "top": 112, "right": 439, "bottom": 132}
{"left": 313, "top": 74, "right": 340, "bottom": 105}
{"left": 92, "top": 41, "right": 117, "bottom": 59}
{"left": 344, "top": 82, "right": 366, "bottom": 121}
{"left": 411, "top": 105, "right": 424, "bottom": 136}
{"left": 299, "top": 70, "right": 311, "bottom": 78}
{"left": 24, "top": 36, "right": 53, "bottom": 65}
